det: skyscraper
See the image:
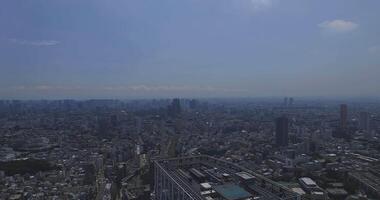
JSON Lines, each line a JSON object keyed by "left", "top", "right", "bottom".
{"left": 359, "top": 112, "right": 370, "bottom": 132}
{"left": 168, "top": 98, "right": 181, "bottom": 117}
{"left": 276, "top": 116, "right": 289, "bottom": 147}
{"left": 283, "top": 97, "right": 288, "bottom": 107}
{"left": 340, "top": 104, "right": 348, "bottom": 129}
{"left": 189, "top": 99, "right": 199, "bottom": 110}
{"left": 289, "top": 97, "right": 294, "bottom": 107}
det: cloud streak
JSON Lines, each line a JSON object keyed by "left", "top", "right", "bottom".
{"left": 250, "top": 0, "right": 273, "bottom": 10}
{"left": 9, "top": 39, "right": 60, "bottom": 46}
{"left": 7, "top": 85, "right": 247, "bottom": 93}
{"left": 318, "top": 19, "right": 358, "bottom": 33}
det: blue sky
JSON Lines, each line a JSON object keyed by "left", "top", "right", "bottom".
{"left": 0, "top": 0, "right": 379, "bottom": 99}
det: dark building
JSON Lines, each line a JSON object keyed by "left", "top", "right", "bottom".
{"left": 288, "top": 97, "right": 294, "bottom": 107}
{"left": 83, "top": 164, "right": 96, "bottom": 185}
{"left": 340, "top": 104, "right": 348, "bottom": 129}
{"left": 283, "top": 97, "right": 288, "bottom": 107}
{"left": 276, "top": 116, "right": 289, "bottom": 147}
{"left": 168, "top": 98, "right": 181, "bottom": 117}
{"left": 189, "top": 99, "right": 199, "bottom": 110}
{"left": 333, "top": 104, "right": 350, "bottom": 139}
{"left": 359, "top": 111, "right": 370, "bottom": 131}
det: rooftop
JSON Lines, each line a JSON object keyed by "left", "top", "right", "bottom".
{"left": 235, "top": 172, "right": 255, "bottom": 181}
{"left": 299, "top": 177, "right": 317, "bottom": 187}
{"left": 213, "top": 184, "right": 252, "bottom": 200}
{"left": 154, "top": 155, "right": 301, "bottom": 200}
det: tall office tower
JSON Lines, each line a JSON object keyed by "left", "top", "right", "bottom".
{"left": 168, "top": 98, "right": 181, "bottom": 117}
{"left": 340, "top": 104, "right": 348, "bottom": 129}
{"left": 288, "top": 97, "right": 294, "bottom": 107}
{"left": 283, "top": 97, "right": 288, "bottom": 107}
{"left": 276, "top": 116, "right": 289, "bottom": 147}
{"left": 359, "top": 112, "right": 370, "bottom": 131}
{"left": 189, "top": 99, "right": 199, "bottom": 110}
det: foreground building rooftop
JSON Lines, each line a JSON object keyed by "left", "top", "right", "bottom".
{"left": 154, "top": 155, "right": 301, "bottom": 200}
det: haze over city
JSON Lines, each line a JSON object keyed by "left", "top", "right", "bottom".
{"left": 2, "top": 1, "right": 380, "bottom": 200}
{"left": 1, "top": 0, "right": 380, "bottom": 99}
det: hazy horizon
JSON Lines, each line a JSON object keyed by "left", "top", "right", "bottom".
{"left": 1, "top": 0, "right": 380, "bottom": 99}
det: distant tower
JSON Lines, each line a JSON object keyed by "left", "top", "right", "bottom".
{"left": 340, "top": 104, "right": 348, "bottom": 129}
{"left": 169, "top": 98, "right": 181, "bottom": 117}
{"left": 288, "top": 97, "right": 294, "bottom": 107}
{"left": 359, "top": 112, "right": 370, "bottom": 132}
{"left": 189, "top": 99, "right": 199, "bottom": 110}
{"left": 283, "top": 97, "right": 288, "bottom": 107}
{"left": 276, "top": 116, "right": 289, "bottom": 147}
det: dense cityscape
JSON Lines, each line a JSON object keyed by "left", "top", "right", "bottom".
{"left": 1, "top": 98, "right": 380, "bottom": 200}
{"left": 2, "top": 1, "right": 380, "bottom": 200}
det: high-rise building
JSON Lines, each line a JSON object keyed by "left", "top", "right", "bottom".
{"left": 333, "top": 104, "right": 350, "bottom": 139}
{"left": 283, "top": 97, "right": 288, "bottom": 107}
{"left": 359, "top": 112, "right": 370, "bottom": 131}
{"left": 289, "top": 97, "right": 294, "bottom": 107}
{"left": 340, "top": 104, "right": 348, "bottom": 129}
{"left": 168, "top": 98, "right": 181, "bottom": 117}
{"left": 276, "top": 116, "right": 289, "bottom": 147}
{"left": 189, "top": 99, "right": 199, "bottom": 110}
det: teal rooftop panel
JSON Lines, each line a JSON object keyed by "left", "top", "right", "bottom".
{"left": 213, "top": 184, "right": 252, "bottom": 200}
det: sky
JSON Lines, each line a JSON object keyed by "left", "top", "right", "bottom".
{"left": 0, "top": 0, "right": 379, "bottom": 99}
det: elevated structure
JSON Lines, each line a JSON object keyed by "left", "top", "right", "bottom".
{"left": 348, "top": 166, "right": 380, "bottom": 199}
{"left": 154, "top": 155, "right": 301, "bottom": 200}
{"left": 276, "top": 116, "right": 289, "bottom": 147}
{"left": 340, "top": 104, "right": 348, "bottom": 129}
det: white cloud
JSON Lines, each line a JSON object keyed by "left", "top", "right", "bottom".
{"left": 250, "top": 0, "right": 273, "bottom": 10}
{"left": 8, "top": 85, "right": 247, "bottom": 93}
{"left": 9, "top": 39, "right": 60, "bottom": 46}
{"left": 11, "top": 85, "right": 83, "bottom": 91}
{"left": 103, "top": 85, "right": 248, "bottom": 93}
{"left": 318, "top": 20, "right": 358, "bottom": 33}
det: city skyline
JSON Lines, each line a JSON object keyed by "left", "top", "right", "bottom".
{"left": 1, "top": 1, "right": 380, "bottom": 198}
